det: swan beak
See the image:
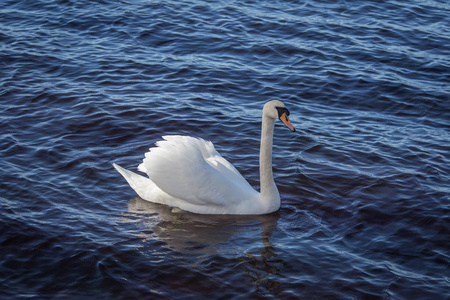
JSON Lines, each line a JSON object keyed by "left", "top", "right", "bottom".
{"left": 280, "top": 113, "right": 296, "bottom": 132}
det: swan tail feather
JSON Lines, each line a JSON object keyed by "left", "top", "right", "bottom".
{"left": 112, "top": 163, "right": 153, "bottom": 199}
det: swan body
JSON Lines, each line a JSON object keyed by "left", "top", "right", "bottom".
{"left": 113, "top": 100, "right": 295, "bottom": 215}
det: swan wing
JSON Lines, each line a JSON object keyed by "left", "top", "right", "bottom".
{"left": 138, "top": 135, "right": 256, "bottom": 207}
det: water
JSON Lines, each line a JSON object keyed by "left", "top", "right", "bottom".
{"left": 1, "top": 0, "right": 449, "bottom": 298}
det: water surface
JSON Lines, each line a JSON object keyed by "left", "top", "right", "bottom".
{"left": 1, "top": 0, "right": 449, "bottom": 298}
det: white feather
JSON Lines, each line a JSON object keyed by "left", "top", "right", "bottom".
{"left": 113, "top": 100, "right": 294, "bottom": 215}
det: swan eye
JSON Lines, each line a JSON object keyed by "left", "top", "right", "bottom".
{"left": 276, "top": 107, "right": 290, "bottom": 119}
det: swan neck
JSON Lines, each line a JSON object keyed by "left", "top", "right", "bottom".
{"left": 259, "top": 114, "right": 280, "bottom": 211}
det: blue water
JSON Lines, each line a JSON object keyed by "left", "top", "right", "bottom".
{"left": 1, "top": 0, "right": 449, "bottom": 298}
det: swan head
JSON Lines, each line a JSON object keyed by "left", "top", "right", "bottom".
{"left": 263, "top": 100, "right": 296, "bottom": 132}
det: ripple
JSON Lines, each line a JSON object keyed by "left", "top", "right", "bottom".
{"left": 1, "top": 0, "right": 449, "bottom": 298}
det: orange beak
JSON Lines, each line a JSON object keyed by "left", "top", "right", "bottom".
{"left": 280, "top": 113, "right": 295, "bottom": 132}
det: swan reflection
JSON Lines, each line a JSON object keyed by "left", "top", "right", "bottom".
{"left": 120, "top": 197, "right": 285, "bottom": 295}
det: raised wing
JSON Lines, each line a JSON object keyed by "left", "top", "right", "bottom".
{"left": 138, "top": 136, "right": 257, "bottom": 206}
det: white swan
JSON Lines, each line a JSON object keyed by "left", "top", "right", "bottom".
{"left": 113, "top": 100, "right": 295, "bottom": 215}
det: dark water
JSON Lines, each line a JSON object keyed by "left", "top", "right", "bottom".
{"left": 1, "top": 0, "right": 449, "bottom": 298}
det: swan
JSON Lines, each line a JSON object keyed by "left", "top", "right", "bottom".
{"left": 113, "top": 100, "right": 295, "bottom": 215}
